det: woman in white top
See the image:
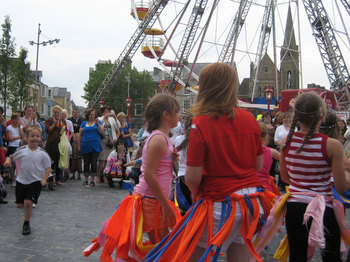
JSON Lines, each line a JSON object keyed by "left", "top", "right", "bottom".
{"left": 274, "top": 112, "right": 291, "bottom": 148}
{"left": 6, "top": 113, "right": 24, "bottom": 186}
{"left": 97, "top": 106, "right": 120, "bottom": 183}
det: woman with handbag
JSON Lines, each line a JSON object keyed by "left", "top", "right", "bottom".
{"left": 96, "top": 106, "right": 120, "bottom": 183}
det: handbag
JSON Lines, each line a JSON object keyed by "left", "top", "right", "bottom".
{"left": 106, "top": 133, "right": 114, "bottom": 149}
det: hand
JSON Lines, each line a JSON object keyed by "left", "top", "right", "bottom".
{"left": 161, "top": 201, "right": 177, "bottom": 228}
{"left": 4, "top": 160, "right": 11, "bottom": 167}
{"left": 41, "top": 179, "right": 47, "bottom": 187}
{"left": 95, "top": 118, "right": 99, "bottom": 124}
{"left": 125, "top": 160, "right": 136, "bottom": 167}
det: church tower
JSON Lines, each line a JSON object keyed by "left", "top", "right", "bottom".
{"left": 280, "top": 5, "right": 299, "bottom": 92}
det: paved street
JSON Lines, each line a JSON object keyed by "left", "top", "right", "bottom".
{"left": 0, "top": 179, "right": 349, "bottom": 261}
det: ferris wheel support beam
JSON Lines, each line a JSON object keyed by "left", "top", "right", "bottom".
{"left": 169, "top": 0, "right": 209, "bottom": 92}
{"left": 89, "top": 0, "right": 169, "bottom": 108}
{"left": 251, "top": 0, "right": 276, "bottom": 102}
{"left": 339, "top": 0, "right": 350, "bottom": 16}
{"left": 302, "top": 0, "right": 350, "bottom": 109}
{"left": 218, "top": 0, "right": 254, "bottom": 65}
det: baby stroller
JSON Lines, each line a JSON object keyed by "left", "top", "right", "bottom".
{"left": 0, "top": 176, "right": 7, "bottom": 200}
{"left": 47, "top": 165, "right": 57, "bottom": 191}
{"left": 0, "top": 166, "right": 10, "bottom": 184}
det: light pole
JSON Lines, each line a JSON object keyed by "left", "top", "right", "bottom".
{"left": 126, "top": 73, "right": 132, "bottom": 123}
{"left": 264, "top": 85, "right": 274, "bottom": 113}
{"left": 29, "top": 23, "right": 59, "bottom": 111}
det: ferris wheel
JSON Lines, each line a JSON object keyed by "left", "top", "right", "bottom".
{"left": 89, "top": 0, "right": 350, "bottom": 110}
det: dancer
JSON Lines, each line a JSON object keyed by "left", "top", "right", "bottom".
{"left": 257, "top": 122, "right": 280, "bottom": 195}
{"left": 255, "top": 92, "right": 350, "bottom": 262}
{"left": 146, "top": 63, "right": 275, "bottom": 262}
{"left": 83, "top": 94, "right": 181, "bottom": 261}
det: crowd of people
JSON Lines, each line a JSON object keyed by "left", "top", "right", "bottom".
{"left": 2, "top": 62, "right": 350, "bottom": 261}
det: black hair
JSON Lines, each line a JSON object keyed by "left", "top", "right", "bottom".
{"left": 320, "top": 110, "right": 340, "bottom": 140}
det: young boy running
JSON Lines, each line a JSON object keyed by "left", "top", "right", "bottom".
{"left": 4, "top": 126, "right": 51, "bottom": 235}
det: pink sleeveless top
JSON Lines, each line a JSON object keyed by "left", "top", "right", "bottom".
{"left": 257, "top": 146, "right": 273, "bottom": 189}
{"left": 134, "top": 130, "right": 174, "bottom": 198}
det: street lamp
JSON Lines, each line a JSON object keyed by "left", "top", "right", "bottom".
{"left": 126, "top": 97, "right": 132, "bottom": 123}
{"left": 264, "top": 85, "right": 274, "bottom": 113}
{"left": 126, "top": 73, "right": 132, "bottom": 123}
{"left": 29, "top": 23, "right": 60, "bottom": 111}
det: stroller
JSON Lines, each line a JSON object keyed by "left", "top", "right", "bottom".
{"left": 47, "top": 165, "right": 57, "bottom": 191}
{"left": 0, "top": 175, "right": 7, "bottom": 200}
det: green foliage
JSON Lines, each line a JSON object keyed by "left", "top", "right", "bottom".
{"left": 0, "top": 15, "right": 16, "bottom": 115}
{"left": 83, "top": 62, "right": 155, "bottom": 114}
{"left": 8, "top": 48, "right": 33, "bottom": 111}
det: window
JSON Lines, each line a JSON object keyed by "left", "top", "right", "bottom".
{"left": 41, "top": 86, "right": 47, "bottom": 97}
{"left": 135, "top": 103, "right": 143, "bottom": 116}
{"left": 183, "top": 99, "right": 191, "bottom": 113}
{"left": 47, "top": 105, "right": 52, "bottom": 117}
{"left": 48, "top": 89, "right": 52, "bottom": 99}
{"left": 41, "top": 103, "right": 46, "bottom": 115}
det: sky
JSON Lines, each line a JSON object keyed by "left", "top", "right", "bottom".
{"left": 1, "top": 0, "right": 350, "bottom": 107}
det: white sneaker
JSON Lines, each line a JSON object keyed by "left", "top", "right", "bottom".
{"left": 11, "top": 182, "right": 16, "bottom": 187}
{"left": 32, "top": 203, "right": 36, "bottom": 208}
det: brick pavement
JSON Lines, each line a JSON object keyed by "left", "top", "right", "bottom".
{"left": 0, "top": 179, "right": 348, "bottom": 261}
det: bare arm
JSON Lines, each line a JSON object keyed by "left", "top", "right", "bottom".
{"left": 41, "top": 167, "right": 52, "bottom": 186}
{"left": 4, "top": 156, "right": 12, "bottom": 167}
{"left": 185, "top": 166, "right": 203, "bottom": 202}
{"left": 256, "top": 154, "right": 264, "bottom": 172}
{"left": 279, "top": 137, "right": 291, "bottom": 184}
{"left": 328, "top": 138, "right": 350, "bottom": 193}
{"left": 144, "top": 134, "right": 177, "bottom": 227}
{"left": 271, "top": 148, "right": 280, "bottom": 161}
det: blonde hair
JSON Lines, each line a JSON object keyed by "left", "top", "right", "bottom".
{"left": 61, "top": 109, "right": 68, "bottom": 117}
{"left": 117, "top": 112, "right": 126, "bottom": 119}
{"left": 191, "top": 63, "right": 238, "bottom": 119}
{"left": 258, "top": 122, "right": 268, "bottom": 145}
{"left": 52, "top": 105, "right": 62, "bottom": 112}
{"left": 27, "top": 126, "right": 42, "bottom": 136}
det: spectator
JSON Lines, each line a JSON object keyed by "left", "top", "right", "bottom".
{"left": 117, "top": 112, "right": 133, "bottom": 155}
{"left": 61, "top": 109, "right": 74, "bottom": 180}
{"left": 79, "top": 108, "right": 104, "bottom": 187}
{"left": 45, "top": 105, "right": 64, "bottom": 186}
{"left": 36, "top": 112, "right": 46, "bottom": 146}
{"left": 20, "top": 105, "right": 42, "bottom": 136}
{"left": 96, "top": 106, "right": 120, "bottom": 183}
{"left": 6, "top": 113, "right": 24, "bottom": 187}
{"left": 337, "top": 118, "right": 347, "bottom": 144}
{"left": 69, "top": 108, "right": 84, "bottom": 134}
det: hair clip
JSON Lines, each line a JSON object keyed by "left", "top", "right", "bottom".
{"left": 294, "top": 108, "right": 319, "bottom": 115}
{"left": 319, "top": 124, "right": 336, "bottom": 129}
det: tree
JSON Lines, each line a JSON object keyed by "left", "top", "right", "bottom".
{"left": 0, "top": 16, "right": 16, "bottom": 116}
{"left": 83, "top": 62, "right": 155, "bottom": 114}
{"left": 8, "top": 48, "right": 33, "bottom": 111}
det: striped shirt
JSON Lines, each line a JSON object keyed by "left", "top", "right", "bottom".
{"left": 284, "top": 132, "right": 333, "bottom": 205}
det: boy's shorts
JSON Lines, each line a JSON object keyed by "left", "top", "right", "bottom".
{"left": 15, "top": 181, "right": 42, "bottom": 204}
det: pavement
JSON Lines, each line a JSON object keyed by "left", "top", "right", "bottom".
{"left": 0, "top": 179, "right": 349, "bottom": 262}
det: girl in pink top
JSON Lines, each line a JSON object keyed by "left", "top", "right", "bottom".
{"left": 257, "top": 122, "right": 280, "bottom": 194}
{"left": 83, "top": 94, "right": 181, "bottom": 261}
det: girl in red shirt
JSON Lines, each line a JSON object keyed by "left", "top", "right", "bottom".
{"left": 146, "top": 63, "right": 275, "bottom": 262}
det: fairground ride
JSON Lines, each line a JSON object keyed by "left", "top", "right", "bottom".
{"left": 89, "top": 0, "right": 350, "bottom": 110}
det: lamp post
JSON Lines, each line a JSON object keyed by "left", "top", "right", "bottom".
{"left": 126, "top": 73, "right": 132, "bottom": 123}
{"left": 264, "top": 85, "right": 273, "bottom": 113}
{"left": 29, "top": 23, "right": 60, "bottom": 111}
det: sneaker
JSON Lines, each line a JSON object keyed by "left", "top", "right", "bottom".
{"left": 0, "top": 199, "right": 8, "bottom": 204}
{"left": 11, "top": 181, "right": 16, "bottom": 187}
{"left": 32, "top": 203, "right": 36, "bottom": 208}
{"left": 83, "top": 181, "right": 89, "bottom": 187}
{"left": 22, "top": 223, "right": 31, "bottom": 235}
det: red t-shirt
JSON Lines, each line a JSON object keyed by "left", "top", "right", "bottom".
{"left": 187, "top": 108, "right": 263, "bottom": 200}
